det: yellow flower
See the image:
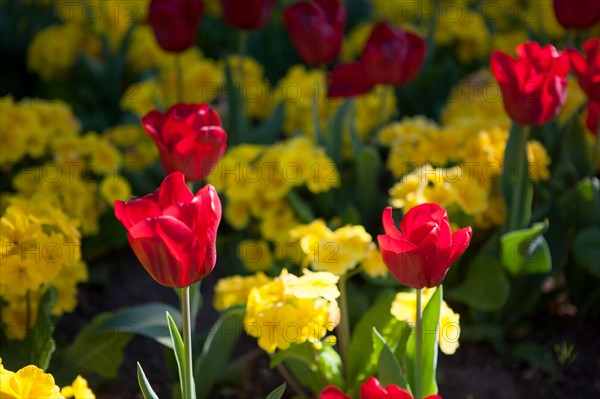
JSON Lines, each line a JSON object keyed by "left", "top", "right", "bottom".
{"left": 527, "top": 140, "right": 551, "bottom": 182}
{"left": 0, "top": 363, "right": 62, "bottom": 398}
{"left": 127, "top": 26, "right": 173, "bottom": 73}
{"left": 120, "top": 80, "right": 163, "bottom": 117}
{"left": 213, "top": 272, "right": 272, "bottom": 311}
{"left": 238, "top": 240, "right": 272, "bottom": 272}
{"left": 27, "top": 24, "right": 85, "bottom": 80}
{"left": 340, "top": 23, "right": 372, "bottom": 61}
{"left": 61, "top": 375, "right": 95, "bottom": 399}
{"left": 560, "top": 76, "right": 587, "bottom": 125}
{"left": 226, "top": 55, "right": 273, "bottom": 120}
{"left": 306, "top": 150, "right": 341, "bottom": 193}
{"left": 181, "top": 59, "right": 224, "bottom": 104}
{"left": 452, "top": 174, "right": 489, "bottom": 215}
{"left": 99, "top": 176, "right": 132, "bottom": 205}
{"left": 361, "top": 242, "right": 388, "bottom": 278}
{"left": 244, "top": 269, "right": 340, "bottom": 353}
{"left": 224, "top": 200, "right": 250, "bottom": 230}
{"left": 390, "top": 288, "right": 460, "bottom": 355}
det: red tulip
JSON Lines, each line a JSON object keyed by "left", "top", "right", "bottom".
{"left": 283, "top": 0, "right": 347, "bottom": 65}
{"left": 361, "top": 22, "right": 426, "bottom": 86}
{"left": 552, "top": 0, "right": 600, "bottom": 30}
{"left": 142, "top": 103, "right": 227, "bottom": 182}
{"left": 320, "top": 377, "right": 442, "bottom": 399}
{"left": 586, "top": 100, "right": 600, "bottom": 135}
{"left": 115, "top": 171, "right": 222, "bottom": 288}
{"left": 148, "top": 0, "right": 203, "bottom": 52}
{"left": 220, "top": 0, "right": 277, "bottom": 31}
{"left": 491, "top": 42, "right": 570, "bottom": 126}
{"left": 377, "top": 204, "right": 472, "bottom": 290}
{"left": 568, "top": 38, "right": 600, "bottom": 102}
{"left": 327, "top": 22, "right": 426, "bottom": 98}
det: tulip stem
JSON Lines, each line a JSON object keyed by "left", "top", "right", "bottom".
{"left": 181, "top": 286, "right": 195, "bottom": 399}
{"left": 415, "top": 288, "right": 423, "bottom": 399}
{"left": 175, "top": 54, "right": 184, "bottom": 103}
{"left": 337, "top": 275, "right": 350, "bottom": 372}
{"left": 503, "top": 123, "right": 531, "bottom": 232}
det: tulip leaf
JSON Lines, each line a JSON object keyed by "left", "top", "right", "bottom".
{"left": 166, "top": 312, "right": 185, "bottom": 399}
{"left": 194, "top": 306, "right": 245, "bottom": 399}
{"left": 373, "top": 328, "right": 408, "bottom": 390}
{"left": 346, "top": 291, "right": 406, "bottom": 396}
{"left": 405, "top": 286, "right": 442, "bottom": 398}
{"left": 447, "top": 239, "right": 510, "bottom": 311}
{"left": 573, "top": 227, "right": 600, "bottom": 277}
{"left": 137, "top": 362, "right": 159, "bottom": 399}
{"left": 356, "top": 146, "right": 382, "bottom": 226}
{"left": 224, "top": 63, "right": 250, "bottom": 146}
{"left": 326, "top": 100, "right": 354, "bottom": 167}
{"left": 251, "top": 102, "right": 285, "bottom": 144}
{"left": 287, "top": 189, "right": 316, "bottom": 223}
{"left": 501, "top": 123, "right": 533, "bottom": 231}
{"left": 500, "top": 221, "right": 551, "bottom": 275}
{"left": 266, "top": 383, "right": 287, "bottom": 399}
{"left": 0, "top": 288, "right": 56, "bottom": 371}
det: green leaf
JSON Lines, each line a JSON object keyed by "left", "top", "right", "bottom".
{"left": 573, "top": 227, "right": 600, "bottom": 277}
{"left": 137, "top": 362, "right": 160, "bottom": 399}
{"left": 447, "top": 238, "right": 510, "bottom": 310}
{"left": 266, "top": 383, "right": 287, "bottom": 399}
{"left": 224, "top": 63, "right": 249, "bottom": 146}
{"left": 500, "top": 221, "right": 551, "bottom": 275}
{"left": 252, "top": 102, "right": 285, "bottom": 144}
{"left": 287, "top": 189, "right": 316, "bottom": 223}
{"left": 347, "top": 291, "right": 406, "bottom": 396}
{"left": 558, "top": 177, "right": 600, "bottom": 231}
{"left": 94, "top": 302, "right": 182, "bottom": 348}
{"left": 1, "top": 288, "right": 56, "bottom": 371}
{"left": 510, "top": 343, "right": 558, "bottom": 374}
{"left": 166, "top": 312, "right": 185, "bottom": 398}
{"left": 194, "top": 306, "right": 245, "bottom": 399}
{"left": 406, "top": 287, "right": 442, "bottom": 398}
{"left": 326, "top": 100, "right": 353, "bottom": 167}
{"left": 373, "top": 328, "right": 408, "bottom": 390}
{"left": 355, "top": 146, "right": 382, "bottom": 224}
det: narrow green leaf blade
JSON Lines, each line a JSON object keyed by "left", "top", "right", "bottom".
{"left": 137, "top": 362, "right": 159, "bottom": 399}
{"left": 166, "top": 312, "right": 185, "bottom": 398}
{"left": 266, "top": 383, "right": 287, "bottom": 399}
{"left": 373, "top": 328, "right": 408, "bottom": 390}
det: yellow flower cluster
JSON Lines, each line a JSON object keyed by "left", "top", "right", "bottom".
{"left": 227, "top": 55, "right": 274, "bottom": 120}
{"left": 382, "top": 71, "right": 553, "bottom": 229}
{"left": 391, "top": 289, "right": 460, "bottom": 355}
{"left": 103, "top": 124, "right": 158, "bottom": 171}
{"left": 208, "top": 137, "right": 340, "bottom": 245}
{"left": 275, "top": 65, "right": 396, "bottom": 146}
{"left": 121, "top": 49, "right": 224, "bottom": 116}
{"left": 238, "top": 240, "right": 272, "bottom": 272}
{"left": 244, "top": 269, "right": 340, "bottom": 353}
{"left": 0, "top": 358, "right": 94, "bottom": 398}
{"left": 0, "top": 198, "right": 87, "bottom": 340}
{"left": 213, "top": 272, "right": 271, "bottom": 311}
{"left": 289, "top": 219, "right": 372, "bottom": 276}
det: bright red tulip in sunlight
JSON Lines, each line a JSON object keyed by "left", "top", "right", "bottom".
{"left": 377, "top": 204, "right": 472, "bottom": 290}
{"left": 283, "top": 0, "right": 347, "bottom": 65}
{"left": 142, "top": 103, "right": 227, "bottom": 182}
{"left": 491, "top": 42, "right": 570, "bottom": 126}
{"left": 320, "top": 377, "right": 442, "bottom": 399}
{"left": 568, "top": 38, "right": 600, "bottom": 102}
{"left": 586, "top": 100, "right": 600, "bottom": 135}
{"left": 114, "top": 171, "right": 222, "bottom": 288}
{"left": 148, "top": 0, "right": 203, "bottom": 52}
{"left": 552, "top": 0, "right": 600, "bottom": 30}
{"left": 220, "top": 0, "right": 277, "bottom": 31}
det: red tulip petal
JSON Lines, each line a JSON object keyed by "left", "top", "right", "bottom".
{"left": 320, "top": 386, "right": 351, "bottom": 399}
{"left": 114, "top": 198, "right": 162, "bottom": 230}
{"left": 384, "top": 385, "right": 415, "bottom": 399}
{"left": 382, "top": 207, "right": 403, "bottom": 239}
{"left": 399, "top": 203, "right": 447, "bottom": 238}
{"left": 378, "top": 235, "right": 426, "bottom": 289}
{"left": 449, "top": 226, "right": 473, "bottom": 264}
{"left": 586, "top": 100, "right": 600, "bottom": 134}
{"left": 490, "top": 50, "right": 517, "bottom": 85}
{"left": 141, "top": 110, "right": 167, "bottom": 138}
{"left": 327, "top": 62, "right": 373, "bottom": 98}
{"left": 190, "top": 103, "right": 223, "bottom": 129}
{"left": 156, "top": 171, "right": 194, "bottom": 209}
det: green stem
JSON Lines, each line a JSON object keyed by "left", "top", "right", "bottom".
{"left": 181, "top": 286, "right": 195, "bottom": 399}
{"left": 337, "top": 275, "right": 350, "bottom": 372}
{"left": 502, "top": 123, "right": 531, "bottom": 232}
{"left": 415, "top": 288, "right": 423, "bottom": 399}
{"left": 175, "top": 54, "right": 184, "bottom": 103}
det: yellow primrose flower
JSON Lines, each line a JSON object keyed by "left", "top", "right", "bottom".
{"left": 99, "top": 176, "right": 132, "bottom": 205}
{"left": 60, "top": 375, "right": 95, "bottom": 399}
{"left": 244, "top": 269, "right": 340, "bottom": 353}
{"left": 0, "top": 362, "right": 62, "bottom": 398}
{"left": 361, "top": 242, "right": 388, "bottom": 278}
{"left": 27, "top": 23, "right": 85, "bottom": 80}
{"left": 527, "top": 140, "right": 551, "bottom": 182}
{"left": 213, "top": 272, "right": 272, "bottom": 311}
{"left": 224, "top": 200, "right": 251, "bottom": 230}
{"left": 390, "top": 288, "right": 460, "bottom": 355}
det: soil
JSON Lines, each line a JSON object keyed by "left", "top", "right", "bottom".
{"left": 56, "top": 249, "right": 600, "bottom": 399}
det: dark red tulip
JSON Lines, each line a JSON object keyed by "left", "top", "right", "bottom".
{"left": 220, "top": 0, "right": 277, "bottom": 31}
{"left": 491, "top": 42, "right": 570, "bottom": 126}
{"left": 283, "top": 0, "right": 347, "bottom": 65}
{"left": 327, "top": 21, "right": 426, "bottom": 98}
{"left": 361, "top": 22, "right": 426, "bottom": 86}
{"left": 115, "top": 172, "right": 222, "bottom": 288}
{"left": 320, "top": 377, "right": 442, "bottom": 399}
{"left": 568, "top": 38, "right": 600, "bottom": 102}
{"left": 586, "top": 100, "right": 600, "bottom": 135}
{"left": 377, "top": 205, "right": 472, "bottom": 290}
{"left": 142, "top": 103, "right": 227, "bottom": 182}
{"left": 148, "top": 0, "right": 203, "bottom": 52}
{"left": 553, "top": 0, "right": 600, "bottom": 30}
